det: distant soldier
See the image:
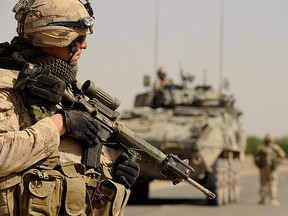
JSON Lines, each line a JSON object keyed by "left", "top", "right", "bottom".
{"left": 153, "top": 67, "right": 173, "bottom": 90}
{"left": 152, "top": 67, "right": 173, "bottom": 108}
{"left": 254, "top": 133, "right": 286, "bottom": 206}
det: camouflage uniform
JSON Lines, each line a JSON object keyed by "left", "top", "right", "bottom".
{"left": 152, "top": 67, "right": 173, "bottom": 108}
{"left": 254, "top": 134, "right": 286, "bottom": 206}
{"left": 0, "top": 0, "right": 137, "bottom": 215}
{"left": 0, "top": 69, "right": 60, "bottom": 215}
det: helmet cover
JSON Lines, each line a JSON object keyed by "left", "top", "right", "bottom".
{"left": 14, "top": 0, "right": 94, "bottom": 47}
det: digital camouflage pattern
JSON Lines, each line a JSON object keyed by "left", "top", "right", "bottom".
{"left": 0, "top": 68, "right": 60, "bottom": 215}
{"left": 0, "top": 69, "right": 60, "bottom": 176}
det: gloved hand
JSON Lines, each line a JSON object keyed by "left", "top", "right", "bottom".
{"left": 15, "top": 63, "right": 66, "bottom": 106}
{"left": 59, "top": 109, "right": 102, "bottom": 146}
{"left": 113, "top": 152, "right": 140, "bottom": 189}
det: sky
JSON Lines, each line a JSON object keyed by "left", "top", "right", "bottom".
{"left": 1, "top": 0, "right": 288, "bottom": 138}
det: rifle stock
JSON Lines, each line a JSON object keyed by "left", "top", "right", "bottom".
{"left": 62, "top": 80, "right": 216, "bottom": 200}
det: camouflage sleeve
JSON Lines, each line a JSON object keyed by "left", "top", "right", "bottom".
{"left": 0, "top": 90, "right": 60, "bottom": 177}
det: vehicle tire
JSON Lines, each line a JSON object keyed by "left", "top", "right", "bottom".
{"left": 222, "top": 159, "right": 229, "bottom": 204}
{"left": 228, "top": 159, "right": 240, "bottom": 203}
{"left": 205, "top": 158, "right": 228, "bottom": 206}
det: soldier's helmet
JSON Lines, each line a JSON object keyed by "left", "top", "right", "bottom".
{"left": 157, "top": 67, "right": 167, "bottom": 79}
{"left": 264, "top": 133, "right": 274, "bottom": 144}
{"left": 13, "top": 0, "right": 94, "bottom": 47}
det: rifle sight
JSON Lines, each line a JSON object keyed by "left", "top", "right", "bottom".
{"left": 82, "top": 80, "right": 121, "bottom": 111}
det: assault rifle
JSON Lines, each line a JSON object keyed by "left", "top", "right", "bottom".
{"left": 62, "top": 80, "right": 216, "bottom": 200}
{"left": 0, "top": 58, "right": 215, "bottom": 199}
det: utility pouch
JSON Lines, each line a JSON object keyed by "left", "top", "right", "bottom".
{"left": 18, "top": 168, "right": 65, "bottom": 216}
{"left": 60, "top": 162, "right": 86, "bottom": 216}
{"left": 271, "top": 158, "right": 281, "bottom": 171}
{"left": 0, "top": 173, "right": 21, "bottom": 216}
{"left": 93, "top": 179, "right": 131, "bottom": 216}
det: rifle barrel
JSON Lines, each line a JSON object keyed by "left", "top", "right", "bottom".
{"left": 186, "top": 177, "right": 216, "bottom": 200}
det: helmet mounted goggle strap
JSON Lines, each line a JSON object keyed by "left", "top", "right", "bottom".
{"left": 47, "top": 17, "right": 94, "bottom": 34}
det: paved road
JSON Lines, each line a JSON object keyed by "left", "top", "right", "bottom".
{"left": 124, "top": 159, "right": 288, "bottom": 216}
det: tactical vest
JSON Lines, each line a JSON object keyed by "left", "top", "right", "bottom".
{"left": 0, "top": 68, "right": 130, "bottom": 216}
{"left": 254, "top": 144, "right": 282, "bottom": 170}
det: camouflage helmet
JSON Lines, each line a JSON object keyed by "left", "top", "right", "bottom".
{"left": 13, "top": 0, "right": 94, "bottom": 47}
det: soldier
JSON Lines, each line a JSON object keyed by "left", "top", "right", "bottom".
{"left": 254, "top": 133, "right": 286, "bottom": 206}
{"left": 153, "top": 66, "right": 173, "bottom": 90}
{"left": 152, "top": 67, "right": 173, "bottom": 108}
{"left": 0, "top": 0, "right": 140, "bottom": 215}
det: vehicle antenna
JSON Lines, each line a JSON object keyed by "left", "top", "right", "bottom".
{"left": 203, "top": 69, "right": 207, "bottom": 85}
{"left": 154, "top": 0, "right": 159, "bottom": 79}
{"left": 218, "top": 0, "right": 225, "bottom": 94}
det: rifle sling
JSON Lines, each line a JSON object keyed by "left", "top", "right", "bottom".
{"left": 0, "top": 57, "right": 26, "bottom": 71}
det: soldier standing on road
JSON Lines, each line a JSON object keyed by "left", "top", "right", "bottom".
{"left": 254, "top": 133, "right": 286, "bottom": 207}
{"left": 0, "top": 0, "right": 140, "bottom": 215}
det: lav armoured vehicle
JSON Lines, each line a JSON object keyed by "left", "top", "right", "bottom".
{"left": 119, "top": 72, "right": 246, "bottom": 205}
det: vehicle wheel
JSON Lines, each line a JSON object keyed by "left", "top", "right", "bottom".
{"left": 228, "top": 159, "right": 240, "bottom": 203}
{"left": 222, "top": 159, "right": 229, "bottom": 205}
{"left": 128, "top": 180, "right": 150, "bottom": 204}
{"left": 206, "top": 158, "right": 228, "bottom": 206}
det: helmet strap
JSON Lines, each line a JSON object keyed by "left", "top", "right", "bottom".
{"left": 19, "top": 11, "right": 28, "bottom": 39}
{"left": 66, "top": 40, "right": 78, "bottom": 64}
{"left": 81, "top": 0, "right": 94, "bottom": 18}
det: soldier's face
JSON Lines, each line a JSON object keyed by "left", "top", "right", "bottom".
{"left": 39, "top": 38, "right": 87, "bottom": 63}
{"left": 159, "top": 73, "right": 166, "bottom": 80}
{"left": 70, "top": 40, "right": 88, "bottom": 63}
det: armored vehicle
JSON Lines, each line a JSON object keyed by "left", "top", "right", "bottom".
{"left": 119, "top": 73, "right": 246, "bottom": 205}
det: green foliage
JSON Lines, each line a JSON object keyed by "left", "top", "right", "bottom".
{"left": 246, "top": 135, "right": 288, "bottom": 158}
{"left": 275, "top": 136, "right": 288, "bottom": 158}
{"left": 245, "top": 136, "right": 262, "bottom": 154}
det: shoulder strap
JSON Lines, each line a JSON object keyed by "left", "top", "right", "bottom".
{"left": 0, "top": 57, "right": 26, "bottom": 71}
{"left": 0, "top": 57, "right": 26, "bottom": 89}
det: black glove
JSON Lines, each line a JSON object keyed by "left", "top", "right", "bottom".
{"left": 113, "top": 152, "right": 140, "bottom": 189}
{"left": 15, "top": 63, "right": 66, "bottom": 106}
{"left": 59, "top": 109, "right": 102, "bottom": 146}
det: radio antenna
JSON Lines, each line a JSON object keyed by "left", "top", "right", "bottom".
{"left": 219, "top": 0, "right": 224, "bottom": 94}
{"left": 154, "top": 0, "right": 159, "bottom": 78}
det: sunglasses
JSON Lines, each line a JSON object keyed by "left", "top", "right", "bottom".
{"left": 75, "top": 35, "right": 87, "bottom": 44}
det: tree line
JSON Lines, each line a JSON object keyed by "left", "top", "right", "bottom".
{"left": 246, "top": 135, "right": 288, "bottom": 157}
